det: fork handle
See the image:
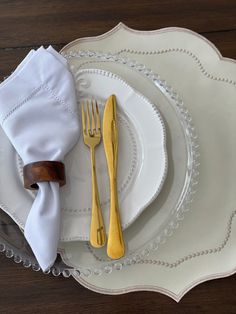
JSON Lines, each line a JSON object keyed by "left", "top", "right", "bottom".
{"left": 107, "top": 178, "right": 125, "bottom": 259}
{"left": 89, "top": 147, "right": 106, "bottom": 248}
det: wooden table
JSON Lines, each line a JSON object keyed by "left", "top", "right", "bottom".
{"left": 0, "top": 1, "right": 235, "bottom": 313}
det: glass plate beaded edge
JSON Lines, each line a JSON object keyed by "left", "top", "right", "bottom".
{"left": 0, "top": 51, "right": 199, "bottom": 278}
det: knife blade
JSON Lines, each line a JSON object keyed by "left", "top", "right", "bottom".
{"left": 103, "top": 94, "right": 125, "bottom": 259}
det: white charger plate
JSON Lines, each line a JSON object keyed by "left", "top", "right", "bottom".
{"left": 0, "top": 68, "right": 167, "bottom": 241}
{"left": 61, "top": 24, "right": 236, "bottom": 301}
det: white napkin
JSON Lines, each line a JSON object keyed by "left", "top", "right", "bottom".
{"left": 0, "top": 46, "right": 79, "bottom": 271}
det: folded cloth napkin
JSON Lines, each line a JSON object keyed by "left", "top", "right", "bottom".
{"left": 0, "top": 46, "right": 79, "bottom": 271}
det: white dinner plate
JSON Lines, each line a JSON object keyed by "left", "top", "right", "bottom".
{"left": 0, "top": 68, "right": 167, "bottom": 241}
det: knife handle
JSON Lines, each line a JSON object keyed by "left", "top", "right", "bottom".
{"left": 107, "top": 178, "right": 125, "bottom": 259}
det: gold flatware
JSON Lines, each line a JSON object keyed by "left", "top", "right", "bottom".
{"left": 103, "top": 95, "right": 125, "bottom": 259}
{"left": 81, "top": 100, "right": 106, "bottom": 248}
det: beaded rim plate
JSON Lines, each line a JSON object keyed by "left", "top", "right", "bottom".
{"left": 57, "top": 48, "right": 199, "bottom": 274}
{"left": 0, "top": 47, "right": 199, "bottom": 277}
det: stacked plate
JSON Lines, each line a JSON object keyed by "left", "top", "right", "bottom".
{"left": 0, "top": 25, "right": 198, "bottom": 272}
{"left": 0, "top": 27, "right": 199, "bottom": 276}
{"left": 1, "top": 24, "right": 235, "bottom": 300}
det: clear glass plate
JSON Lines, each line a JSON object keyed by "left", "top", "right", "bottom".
{"left": 0, "top": 52, "right": 199, "bottom": 277}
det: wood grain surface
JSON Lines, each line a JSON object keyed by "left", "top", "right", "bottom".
{"left": 0, "top": 1, "right": 236, "bottom": 313}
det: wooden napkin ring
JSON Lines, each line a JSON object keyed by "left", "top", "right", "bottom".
{"left": 23, "top": 161, "right": 66, "bottom": 190}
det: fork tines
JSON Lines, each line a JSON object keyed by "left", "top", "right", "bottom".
{"left": 81, "top": 100, "right": 101, "bottom": 136}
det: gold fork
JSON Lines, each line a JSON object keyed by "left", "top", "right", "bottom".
{"left": 81, "top": 100, "right": 106, "bottom": 248}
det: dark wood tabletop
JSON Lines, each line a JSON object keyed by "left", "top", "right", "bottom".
{"left": 0, "top": 1, "right": 236, "bottom": 313}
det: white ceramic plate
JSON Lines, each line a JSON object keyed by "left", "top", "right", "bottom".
{"left": 0, "top": 68, "right": 167, "bottom": 241}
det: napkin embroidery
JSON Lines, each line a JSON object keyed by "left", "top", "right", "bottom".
{"left": 41, "top": 84, "right": 78, "bottom": 117}
{"left": 1, "top": 83, "right": 45, "bottom": 125}
{"left": 1, "top": 81, "right": 78, "bottom": 126}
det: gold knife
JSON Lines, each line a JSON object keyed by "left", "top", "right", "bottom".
{"left": 103, "top": 95, "right": 125, "bottom": 259}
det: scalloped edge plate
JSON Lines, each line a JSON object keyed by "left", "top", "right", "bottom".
{"left": 60, "top": 23, "right": 236, "bottom": 301}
